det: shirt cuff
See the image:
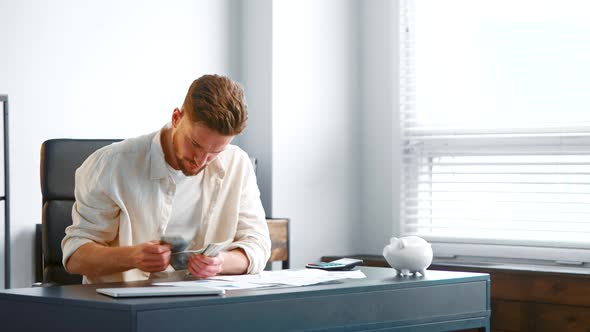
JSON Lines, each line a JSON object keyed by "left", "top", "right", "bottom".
{"left": 226, "top": 242, "right": 266, "bottom": 274}
{"left": 61, "top": 237, "right": 94, "bottom": 272}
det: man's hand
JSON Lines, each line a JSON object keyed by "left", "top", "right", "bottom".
{"left": 131, "top": 240, "right": 172, "bottom": 272}
{"left": 66, "top": 240, "right": 172, "bottom": 278}
{"left": 187, "top": 248, "right": 250, "bottom": 278}
{"left": 188, "top": 252, "right": 225, "bottom": 278}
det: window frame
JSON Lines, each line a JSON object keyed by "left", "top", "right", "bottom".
{"left": 399, "top": 0, "right": 590, "bottom": 269}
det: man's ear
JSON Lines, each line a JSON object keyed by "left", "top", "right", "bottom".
{"left": 172, "top": 108, "right": 183, "bottom": 128}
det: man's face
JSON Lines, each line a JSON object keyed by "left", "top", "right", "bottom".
{"left": 171, "top": 110, "right": 234, "bottom": 176}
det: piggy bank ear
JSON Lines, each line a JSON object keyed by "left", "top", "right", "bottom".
{"left": 390, "top": 237, "right": 398, "bottom": 245}
{"left": 399, "top": 239, "right": 407, "bottom": 249}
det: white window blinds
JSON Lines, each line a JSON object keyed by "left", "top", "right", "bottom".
{"left": 400, "top": 0, "right": 590, "bottom": 264}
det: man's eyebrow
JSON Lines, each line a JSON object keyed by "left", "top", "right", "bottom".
{"left": 192, "top": 139, "right": 225, "bottom": 154}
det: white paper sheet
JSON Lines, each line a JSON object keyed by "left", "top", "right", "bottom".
{"left": 154, "top": 269, "right": 367, "bottom": 289}
{"left": 237, "top": 269, "right": 366, "bottom": 287}
{"left": 152, "top": 279, "right": 271, "bottom": 290}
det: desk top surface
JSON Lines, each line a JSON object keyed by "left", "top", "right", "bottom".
{"left": 0, "top": 267, "right": 489, "bottom": 311}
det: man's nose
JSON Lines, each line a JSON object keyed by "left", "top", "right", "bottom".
{"left": 194, "top": 152, "right": 209, "bottom": 165}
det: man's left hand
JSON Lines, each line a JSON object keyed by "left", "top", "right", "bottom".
{"left": 187, "top": 252, "right": 225, "bottom": 278}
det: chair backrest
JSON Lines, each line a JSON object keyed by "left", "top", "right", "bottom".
{"left": 40, "top": 139, "right": 120, "bottom": 285}
{"left": 266, "top": 218, "right": 290, "bottom": 270}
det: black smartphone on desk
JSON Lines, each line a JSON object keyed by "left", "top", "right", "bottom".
{"left": 306, "top": 258, "right": 363, "bottom": 271}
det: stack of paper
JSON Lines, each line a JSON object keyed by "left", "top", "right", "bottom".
{"left": 152, "top": 269, "right": 366, "bottom": 290}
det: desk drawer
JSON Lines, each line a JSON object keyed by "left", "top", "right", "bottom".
{"left": 137, "top": 281, "right": 489, "bottom": 332}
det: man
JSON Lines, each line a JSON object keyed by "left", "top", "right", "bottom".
{"left": 62, "top": 75, "right": 270, "bottom": 284}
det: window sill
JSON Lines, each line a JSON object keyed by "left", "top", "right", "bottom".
{"left": 431, "top": 260, "right": 590, "bottom": 276}
{"left": 322, "top": 254, "right": 590, "bottom": 276}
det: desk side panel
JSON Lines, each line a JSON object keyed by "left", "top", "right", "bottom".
{"left": 137, "top": 281, "right": 488, "bottom": 332}
{"left": 0, "top": 298, "right": 132, "bottom": 332}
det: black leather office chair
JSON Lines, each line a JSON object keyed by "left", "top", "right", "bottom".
{"left": 39, "top": 139, "right": 120, "bottom": 285}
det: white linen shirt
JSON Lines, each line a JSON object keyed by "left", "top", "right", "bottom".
{"left": 61, "top": 128, "right": 270, "bottom": 284}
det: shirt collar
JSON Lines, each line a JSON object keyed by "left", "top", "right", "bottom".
{"left": 149, "top": 124, "right": 227, "bottom": 180}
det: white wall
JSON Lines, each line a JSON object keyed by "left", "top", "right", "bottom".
{"left": 272, "top": 0, "right": 362, "bottom": 267}
{"left": 358, "top": 0, "right": 401, "bottom": 254}
{"left": 236, "top": 0, "right": 274, "bottom": 216}
{"left": 0, "top": 0, "right": 401, "bottom": 288}
{"left": 0, "top": 0, "right": 239, "bottom": 288}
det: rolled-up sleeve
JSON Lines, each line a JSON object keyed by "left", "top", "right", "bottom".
{"left": 61, "top": 150, "right": 121, "bottom": 271}
{"left": 226, "top": 158, "right": 271, "bottom": 274}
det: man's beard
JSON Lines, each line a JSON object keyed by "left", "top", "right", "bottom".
{"left": 172, "top": 132, "right": 204, "bottom": 176}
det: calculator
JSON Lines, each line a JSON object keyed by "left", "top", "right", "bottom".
{"left": 305, "top": 258, "right": 363, "bottom": 271}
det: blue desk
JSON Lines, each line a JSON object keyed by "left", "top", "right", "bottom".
{"left": 0, "top": 267, "right": 490, "bottom": 331}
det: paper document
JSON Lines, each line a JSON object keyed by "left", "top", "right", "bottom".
{"left": 153, "top": 279, "right": 270, "bottom": 290}
{"left": 211, "top": 269, "right": 366, "bottom": 287}
{"left": 154, "top": 269, "right": 367, "bottom": 290}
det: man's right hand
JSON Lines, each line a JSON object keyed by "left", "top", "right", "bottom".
{"left": 131, "top": 240, "right": 172, "bottom": 272}
{"left": 65, "top": 241, "right": 172, "bottom": 278}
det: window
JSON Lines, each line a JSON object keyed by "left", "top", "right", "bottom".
{"left": 400, "top": 0, "right": 590, "bottom": 267}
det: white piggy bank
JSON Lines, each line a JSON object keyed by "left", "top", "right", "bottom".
{"left": 383, "top": 236, "right": 433, "bottom": 277}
